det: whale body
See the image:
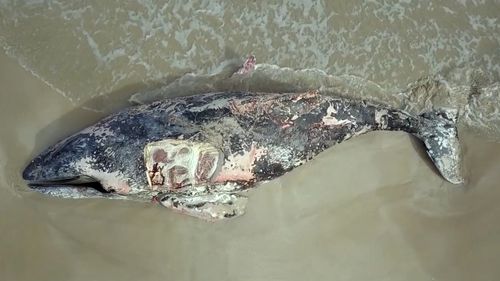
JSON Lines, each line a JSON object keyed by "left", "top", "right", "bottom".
{"left": 23, "top": 91, "right": 463, "bottom": 220}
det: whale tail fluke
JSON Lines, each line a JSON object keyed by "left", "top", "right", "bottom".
{"left": 417, "top": 109, "right": 464, "bottom": 184}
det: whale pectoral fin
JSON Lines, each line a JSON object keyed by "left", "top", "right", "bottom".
{"left": 157, "top": 188, "right": 248, "bottom": 221}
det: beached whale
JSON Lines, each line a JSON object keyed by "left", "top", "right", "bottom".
{"left": 23, "top": 91, "right": 463, "bottom": 220}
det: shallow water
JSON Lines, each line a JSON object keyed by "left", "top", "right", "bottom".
{"left": 1, "top": 1, "right": 500, "bottom": 280}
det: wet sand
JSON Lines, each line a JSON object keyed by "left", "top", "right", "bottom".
{"left": 1, "top": 1, "right": 500, "bottom": 280}
{"left": 1, "top": 49, "right": 500, "bottom": 280}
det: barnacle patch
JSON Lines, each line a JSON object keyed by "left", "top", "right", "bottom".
{"left": 144, "top": 140, "right": 222, "bottom": 191}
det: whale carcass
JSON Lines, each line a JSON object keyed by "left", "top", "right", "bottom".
{"left": 23, "top": 91, "right": 463, "bottom": 220}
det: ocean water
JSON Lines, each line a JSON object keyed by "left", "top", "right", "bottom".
{"left": 0, "top": 1, "right": 499, "bottom": 280}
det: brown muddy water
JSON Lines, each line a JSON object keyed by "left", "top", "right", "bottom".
{"left": 1, "top": 1, "right": 500, "bottom": 281}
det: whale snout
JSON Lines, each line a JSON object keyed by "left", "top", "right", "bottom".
{"left": 22, "top": 135, "right": 90, "bottom": 185}
{"left": 22, "top": 157, "right": 42, "bottom": 182}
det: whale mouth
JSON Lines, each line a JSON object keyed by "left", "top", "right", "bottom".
{"left": 27, "top": 175, "right": 95, "bottom": 186}
{"left": 26, "top": 175, "right": 113, "bottom": 195}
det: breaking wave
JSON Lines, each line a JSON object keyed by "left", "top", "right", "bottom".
{"left": 0, "top": 1, "right": 498, "bottom": 139}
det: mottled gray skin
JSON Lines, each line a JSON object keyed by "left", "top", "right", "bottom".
{"left": 23, "top": 91, "right": 463, "bottom": 220}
